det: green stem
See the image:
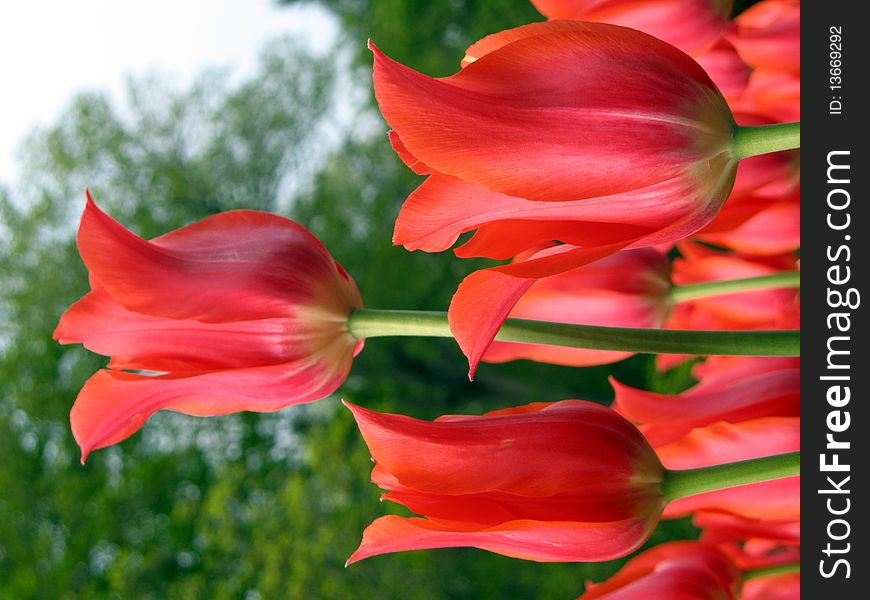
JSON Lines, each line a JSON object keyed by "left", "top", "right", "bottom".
{"left": 671, "top": 271, "right": 800, "bottom": 303}
{"left": 661, "top": 452, "right": 800, "bottom": 503}
{"left": 733, "top": 122, "right": 800, "bottom": 159}
{"left": 346, "top": 309, "right": 800, "bottom": 357}
{"left": 744, "top": 563, "right": 800, "bottom": 580}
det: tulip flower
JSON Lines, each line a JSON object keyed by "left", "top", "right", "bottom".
{"left": 345, "top": 400, "right": 667, "bottom": 563}
{"left": 54, "top": 192, "right": 363, "bottom": 461}
{"left": 482, "top": 248, "right": 673, "bottom": 367}
{"left": 728, "top": 0, "right": 800, "bottom": 75}
{"left": 579, "top": 541, "right": 742, "bottom": 599}
{"left": 529, "top": 0, "right": 733, "bottom": 56}
{"left": 374, "top": 20, "right": 799, "bottom": 374}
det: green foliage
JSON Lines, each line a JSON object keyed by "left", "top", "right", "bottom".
{"left": 0, "top": 4, "right": 704, "bottom": 599}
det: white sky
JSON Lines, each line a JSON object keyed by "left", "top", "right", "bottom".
{"left": 0, "top": 0, "right": 339, "bottom": 184}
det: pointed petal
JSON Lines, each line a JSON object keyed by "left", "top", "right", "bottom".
{"left": 393, "top": 155, "right": 734, "bottom": 259}
{"left": 77, "top": 193, "right": 361, "bottom": 322}
{"left": 347, "top": 513, "right": 659, "bottom": 564}
{"left": 729, "top": 0, "right": 800, "bottom": 74}
{"left": 448, "top": 242, "right": 636, "bottom": 377}
{"left": 372, "top": 22, "right": 731, "bottom": 202}
{"left": 530, "top": 0, "right": 732, "bottom": 56}
{"left": 612, "top": 368, "right": 799, "bottom": 446}
{"left": 54, "top": 286, "right": 312, "bottom": 372}
{"left": 72, "top": 356, "right": 354, "bottom": 461}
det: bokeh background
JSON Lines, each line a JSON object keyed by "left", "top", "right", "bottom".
{"left": 0, "top": 1, "right": 757, "bottom": 597}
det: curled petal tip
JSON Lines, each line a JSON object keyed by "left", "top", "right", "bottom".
{"left": 341, "top": 399, "right": 362, "bottom": 415}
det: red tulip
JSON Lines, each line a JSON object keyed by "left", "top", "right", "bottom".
{"left": 54, "top": 192, "right": 363, "bottom": 461}
{"left": 374, "top": 21, "right": 738, "bottom": 374}
{"left": 529, "top": 0, "right": 733, "bottom": 56}
{"left": 727, "top": 0, "right": 800, "bottom": 75}
{"left": 345, "top": 400, "right": 665, "bottom": 563}
{"left": 579, "top": 541, "right": 742, "bottom": 599}
{"left": 483, "top": 249, "right": 672, "bottom": 367}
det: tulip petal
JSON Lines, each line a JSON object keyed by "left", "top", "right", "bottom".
{"left": 372, "top": 22, "right": 732, "bottom": 202}
{"left": 449, "top": 242, "right": 636, "bottom": 377}
{"left": 530, "top": 0, "right": 732, "bottom": 56}
{"left": 612, "top": 368, "right": 799, "bottom": 446}
{"left": 71, "top": 355, "right": 354, "bottom": 462}
{"left": 346, "top": 513, "right": 658, "bottom": 564}
{"left": 741, "top": 573, "right": 801, "bottom": 600}
{"left": 77, "top": 192, "right": 361, "bottom": 322}
{"left": 346, "top": 400, "right": 658, "bottom": 498}
{"left": 393, "top": 154, "right": 735, "bottom": 256}
{"left": 54, "top": 286, "right": 316, "bottom": 372}
{"left": 697, "top": 202, "right": 800, "bottom": 255}
{"left": 729, "top": 0, "right": 800, "bottom": 74}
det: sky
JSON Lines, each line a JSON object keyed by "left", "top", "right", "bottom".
{"left": 0, "top": 0, "right": 338, "bottom": 184}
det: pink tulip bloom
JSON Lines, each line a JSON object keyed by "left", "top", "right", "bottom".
{"left": 54, "top": 192, "right": 363, "bottom": 461}
{"left": 530, "top": 0, "right": 733, "bottom": 56}
{"left": 373, "top": 21, "right": 738, "bottom": 374}
{"left": 346, "top": 400, "right": 665, "bottom": 563}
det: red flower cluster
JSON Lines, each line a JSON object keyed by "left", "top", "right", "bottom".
{"left": 53, "top": 0, "right": 800, "bottom": 594}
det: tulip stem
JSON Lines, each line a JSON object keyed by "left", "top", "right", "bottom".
{"left": 346, "top": 309, "right": 800, "bottom": 356}
{"left": 660, "top": 451, "right": 800, "bottom": 503}
{"left": 733, "top": 122, "right": 800, "bottom": 158}
{"left": 670, "top": 271, "right": 800, "bottom": 303}
{"left": 743, "top": 562, "right": 800, "bottom": 580}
